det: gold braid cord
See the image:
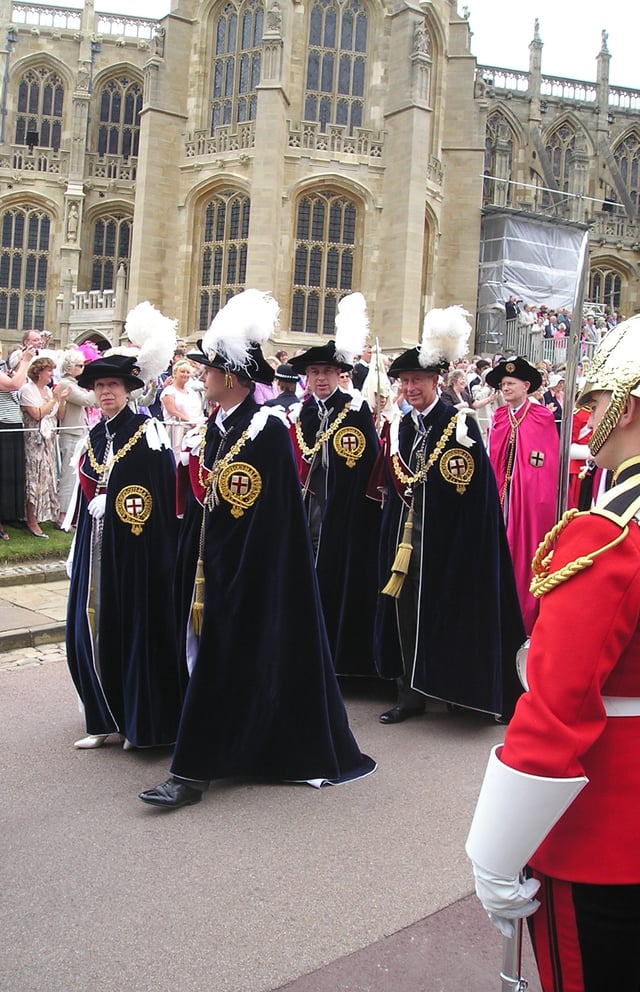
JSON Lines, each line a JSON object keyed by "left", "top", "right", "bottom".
{"left": 86, "top": 422, "right": 147, "bottom": 475}
{"left": 191, "top": 423, "right": 252, "bottom": 634}
{"left": 530, "top": 508, "right": 629, "bottom": 598}
{"left": 383, "top": 414, "right": 458, "bottom": 598}
{"left": 294, "top": 402, "right": 351, "bottom": 460}
{"left": 198, "top": 425, "right": 251, "bottom": 503}
{"left": 391, "top": 413, "right": 458, "bottom": 495}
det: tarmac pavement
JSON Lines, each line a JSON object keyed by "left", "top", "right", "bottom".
{"left": 1, "top": 564, "right": 542, "bottom": 992}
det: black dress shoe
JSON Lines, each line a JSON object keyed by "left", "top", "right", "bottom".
{"left": 139, "top": 778, "right": 203, "bottom": 809}
{"left": 379, "top": 705, "right": 425, "bottom": 724}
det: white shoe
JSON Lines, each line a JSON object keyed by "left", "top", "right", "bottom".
{"left": 73, "top": 734, "right": 109, "bottom": 749}
{"left": 123, "top": 739, "right": 135, "bottom": 750}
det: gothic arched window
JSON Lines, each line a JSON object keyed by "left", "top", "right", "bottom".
{"left": 541, "top": 123, "right": 575, "bottom": 209}
{"left": 589, "top": 266, "right": 622, "bottom": 312}
{"left": 304, "top": 0, "right": 368, "bottom": 134}
{"left": 15, "top": 67, "right": 64, "bottom": 149}
{"left": 199, "top": 190, "right": 251, "bottom": 330}
{"left": 210, "top": 0, "right": 264, "bottom": 133}
{"left": 612, "top": 131, "right": 640, "bottom": 214}
{"left": 483, "top": 111, "right": 514, "bottom": 206}
{"left": 0, "top": 205, "right": 50, "bottom": 331}
{"left": 97, "top": 77, "right": 142, "bottom": 159}
{"left": 291, "top": 188, "right": 357, "bottom": 334}
{"left": 91, "top": 213, "right": 132, "bottom": 292}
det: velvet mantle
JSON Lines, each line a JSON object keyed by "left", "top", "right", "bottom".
{"left": 66, "top": 406, "right": 182, "bottom": 746}
{"left": 294, "top": 389, "right": 381, "bottom": 677}
{"left": 372, "top": 401, "right": 526, "bottom": 719}
{"left": 170, "top": 395, "right": 375, "bottom": 784}
{"left": 488, "top": 402, "right": 559, "bottom": 635}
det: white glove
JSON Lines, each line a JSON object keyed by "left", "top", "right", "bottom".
{"left": 472, "top": 862, "right": 541, "bottom": 938}
{"left": 87, "top": 494, "right": 107, "bottom": 520}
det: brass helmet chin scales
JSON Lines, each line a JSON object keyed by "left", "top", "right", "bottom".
{"left": 577, "top": 314, "right": 640, "bottom": 456}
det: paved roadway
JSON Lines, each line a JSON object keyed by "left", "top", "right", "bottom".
{"left": 2, "top": 635, "right": 541, "bottom": 992}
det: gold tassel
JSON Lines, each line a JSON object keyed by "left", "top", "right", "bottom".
{"left": 382, "top": 509, "right": 414, "bottom": 599}
{"left": 225, "top": 371, "right": 233, "bottom": 389}
{"left": 87, "top": 585, "right": 96, "bottom": 638}
{"left": 191, "top": 558, "right": 206, "bottom": 636}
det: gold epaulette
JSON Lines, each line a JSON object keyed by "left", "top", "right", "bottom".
{"left": 529, "top": 508, "right": 628, "bottom": 598}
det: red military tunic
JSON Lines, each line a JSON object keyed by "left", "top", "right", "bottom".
{"left": 501, "top": 456, "right": 640, "bottom": 883}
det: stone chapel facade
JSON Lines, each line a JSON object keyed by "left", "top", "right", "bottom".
{"left": 0, "top": 0, "right": 637, "bottom": 352}
{"left": 0, "top": 0, "right": 485, "bottom": 351}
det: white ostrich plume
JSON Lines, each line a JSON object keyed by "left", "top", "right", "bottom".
{"left": 335, "top": 292, "right": 369, "bottom": 366}
{"left": 124, "top": 301, "right": 177, "bottom": 382}
{"left": 419, "top": 305, "right": 472, "bottom": 369}
{"left": 202, "top": 289, "right": 279, "bottom": 368}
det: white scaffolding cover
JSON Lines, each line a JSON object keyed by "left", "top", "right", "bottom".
{"left": 476, "top": 211, "right": 588, "bottom": 350}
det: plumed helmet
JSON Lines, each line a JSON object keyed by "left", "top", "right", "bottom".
{"left": 577, "top": 313, "right": 640, "bottom": 455}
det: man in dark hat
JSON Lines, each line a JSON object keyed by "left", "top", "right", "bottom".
{"left": 263, "top": 362, "right": 299, "bottom": 409}
{"left": 370, "top": 307, "right": 525, "bottom": 724}
{"left": 66, "top": 352, "right": 182, "bottom": 751}
{"left": 288, "top": 340, "right": 381, "bottom": 678}
{"left": 139, "top": 292, "right": 375, "bottom": 810}
{"left": 485, "top": 355, "right": 559, "bottom": 634}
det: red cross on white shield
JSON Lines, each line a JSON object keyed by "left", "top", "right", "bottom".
{"left": 125, "top": 496, "right": 144, "bottom": 515}
{"left": 229, "top": 474, "right": 250, "bottom": 496}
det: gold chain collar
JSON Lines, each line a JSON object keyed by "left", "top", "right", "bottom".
{"left": 294, "top": 401, "right": 351, "bottom": 460}
{"left": 499, "top": 401, "right": 531, "bottom": 507}
{"left": 392, "top": 413, "right": 457, "bottom": 497}
{"left": 198, "top": 424, "right": 251, "bottom": 499}
{"left": 86, "top": 421, "right": 147, "bottom": 476}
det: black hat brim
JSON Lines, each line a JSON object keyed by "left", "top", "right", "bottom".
{"left": 485, "top": 357, "right": 542, "bottom": 393}
{"left": 77, "top": 356, "right": 144, "bottom": 392}
{"left": 289, "top": 341, "right": 352, "bottom": 374}
{"left": 188, "top": 342, "right": 275, "bottom": 385}
{"left": 388, "top": 347, "right": 446, "bottom": 377}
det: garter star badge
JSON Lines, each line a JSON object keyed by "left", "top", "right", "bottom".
{"left": 218, "top": 462, "right": 262, "bottom": 517}
{"left": 333, "top": 426, "right": 366, "bottom": 467}
{"left": 439, "top": 448, "right": 474, "bottom": 494}
{"left": 115, "top": 485, "right": 152, "bottom": 535}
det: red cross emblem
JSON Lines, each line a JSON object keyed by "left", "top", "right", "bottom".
{"left": 124, "top": 495, "right": 145, "bottom": 516}
{"left": 341, "top": 433, "right": 358, "bottom": 452}
{"left": 229, "top": 473, "right": 251, "bottom": 496}
{"left": 448, "top": 456, "right": 467, "bottom": 477}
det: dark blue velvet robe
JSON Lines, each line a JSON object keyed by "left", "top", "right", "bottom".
{"left": 297, "top": 389, "right": 381, "bottom": 677}
{"left": 66, "top": 406, "right": 182, "bottom": 746}
{"left": 170, "top": 395, "right": 375, "bottom": 784}
{"left": 373, "top": 400, "right": 525, "bottom": 719}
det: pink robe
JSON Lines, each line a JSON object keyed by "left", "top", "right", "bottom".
{"left": 488, "top": 402, "right": 559, "bottom": 633}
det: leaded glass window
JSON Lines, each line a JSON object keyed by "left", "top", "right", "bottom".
{"left": 0, "top": 205, "right": 50, "bottom": 331}
{"left": 15, "top": 67, "right": 64, "bottom": 149}
{"left": 589, "top": 268, "right": 622, "bottom": 312}
{"left": 91, "top": 214, "right": 132, "bottom": 291}
{"left": 541, "top": 123, "right": 575, "bottom": 209}
{"left": 97, "top": 77, "right": 142, "bottom": 159}
{"left": 483, "top": 111, "right": 514, "bottom": 206}
{"left": 199, "top": 190, "right": 250, "bottom": 330}
{"left": 304, "top": 0, "right": 368, "bottom": 134}
{"left": 211, "top": 0, "right": 263, "bottom": 132}
{"left": 291, "top": 189, "right": 357, "bottom": 334}
{"left": 612, "top": 131, "right": 640, "bottom": 214}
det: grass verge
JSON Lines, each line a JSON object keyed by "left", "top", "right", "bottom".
{"left": 0, "top": 521, "right": 73, "bottom": 565}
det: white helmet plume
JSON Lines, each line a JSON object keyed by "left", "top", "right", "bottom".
{"left": 419, "top": 305, "right": 472, "bottom": 369}
{"left": 202, "top": 289, "right": 280, "bottom": 369}
{"left": 335, "top": 292, "right": 369, "bottom": 366}
{"left": 124, "top": 301, "right": 177, "bottom": 382}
